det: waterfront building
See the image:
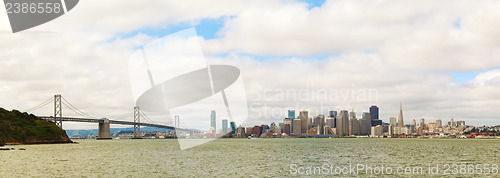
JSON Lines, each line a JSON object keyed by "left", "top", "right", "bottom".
{"left": 283, "top": 124, "right": 291, "bottom": 135}
{"left": 398, "top": 103, "right": 404, "bottom": 127}
{"left": 222, "top": 119, "right": 228, "bottom": 133}
{"left": 349, "top": 118, "right": 360, "bottom": 135}
{"left": 371, "top": 125, "right": 383, "bottom": 137}
{"left": 313, "top": 115, "right": 325, "bottom": 134}
{"left": 360, "top": 112, "right": 372, "bottom": 134}
{"left": 251, "top": 126, "right": 261, "bottom": 137}
{"left": 246, "top": 127, "right": 253, "bottom": 136}
{"left": 293, "top": 119, "right": 302, "bottom": 135}
{"left": 325, "top": 117, "right": 335, "bottom": 128}
{"left": 335, "top": 110, "right": 349, "bottom": 137}
{"left": 324, "top": 126, "right": 332, "bottom": 135}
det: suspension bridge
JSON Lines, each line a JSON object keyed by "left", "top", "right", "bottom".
{"left": 26, "top": 94, "right": 194, "bottom": 139}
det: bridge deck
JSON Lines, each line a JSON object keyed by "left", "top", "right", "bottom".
{"left": 38, "top": 116, "right": 196, "bottom": 132}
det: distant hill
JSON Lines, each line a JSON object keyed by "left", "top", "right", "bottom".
{"left": 0, "top": 108, "right": 72, "bottom": 145}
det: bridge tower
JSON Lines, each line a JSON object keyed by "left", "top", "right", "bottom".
{"left": 133, "top": 107, "right": 141, "bottom": 138}
{"left": 174, "top": 115, "right": 180, "bottom": 128}
{"left": 54, "top": 94, "right": 62, "bottom": 128}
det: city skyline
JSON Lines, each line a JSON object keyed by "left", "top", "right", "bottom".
{"left": 2, "top": 0, "right": 500, "bottom": 130}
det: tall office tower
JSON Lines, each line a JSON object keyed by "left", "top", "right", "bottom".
{"left": 350, "top": 109, "right": 356, "bottom": 119}
{"left": 336, "top": 110, "right": 349, "bottom": 137}
{"left": 360, "top": 112, "right": 372, "bottom": 134}
{"left": 283, "top": 118, "right": 292, "bottom": 135}
{"left": 210, "top": 110, "right": 216, "bottom": 133}
{"left": 370, "top": 105, "right": 379, "bottom": 125}
{"left": 283, "top": 124, "right": 291, "bottom": 135}
{"left": 313, "top": 115, "right": 325, "bottom": 134}
{"left": 230, "top": 122, "right": 236, "bottom": 133}
{"left": 420, "top": 118, "right": 425, "bottom": 129}
{"left": 411, "top": 119, "right": 417, "bottom": 127}
{"left": 349, "top": 118, "right": 360, "bottom": 135}
{"left": 390, "top": 117, "right": 397, "bottom": 126}
{"left": 436, "top": 119, "right": 442, "bottom": 128}
{"left": 293, "top": 119, "right": 302, "bottom": 135}
{"left": 329, "top": 111, "right": 337, "bottom": 128}
{"left": 299, "top": 111, "right": 309, "bottom": 134}
{"left": 325, "top": 117, "right": 335, "bottom": 128}
{"left": 329, "top": 111, "right": 337, "bottom": 118}
{"left": 397, "top": 103, "right": 404, "bottom": 127}
{"left": 450, "top": 118, "right": 455, "bottom": 128}
{"left": 288, "top": 110, "right": 296, "bottom": 120}
{"left": 222, "top": 119, "right": 228, "bottom": 133}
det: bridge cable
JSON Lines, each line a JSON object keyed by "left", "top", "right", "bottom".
{"left": 25, "top": 97, "right": 53, "bottom": 112}
{"left": 139, "top": 111, "right": 156, "bottom": 124}
{"left": 115, "top": 110, "right": 133, "bottom": 121}
{"left": 61, "top": 97, "right": 96, "bottom": 119}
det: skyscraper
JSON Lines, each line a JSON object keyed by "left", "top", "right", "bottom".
{"left": 360, "top": 112, "right": 372, "bottom": 134}
{"left": 370, "top": 105, "right": 379, "bottom": 125}
{"left": 349, "top": 118, "right": 360, "bottom": 136}
{"left": 288, "top": 110, "right": 296, "bottom": 120}
{"left": 299, "top": 110, "right": 309, "bottom": 134}
{"left": 293, "top": 119, "right": 302, "bottom": 135}
{"left": 336, "top": 110, "right": 349, "bottom": 137}
{"left": 329, "top": 110, "right": 337, "bottom": 128}
{"left": 350, "top": 109, "right": 356, "bottom": 119}
{"left": 390, "top": 117, "right": 397, "bottom": 126}
{"left": 325, "top": 117, "right": 335, "bottom": 129}
{"left": 313, "top": 115, "right": 325, "bottom": 134}
{"left": 398, "top": 103, "right": 404, "bottom": 127}
{"left": 222, "top": 119, "right": 228, "bottom": 133}
{"left": 210, "top": 110, "right": 216, "bottom": 133}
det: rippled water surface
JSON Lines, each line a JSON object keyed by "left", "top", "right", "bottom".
{"left": 0, "top": 138, "right": 499, "bottom": 177}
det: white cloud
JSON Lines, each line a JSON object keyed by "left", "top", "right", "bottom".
{"left": 0, "top": 0, "right": 499, "bottom": 130}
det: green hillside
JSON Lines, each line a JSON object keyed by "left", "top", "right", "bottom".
{"left": 0, "top": 108, "right": 72, "bottom": 145}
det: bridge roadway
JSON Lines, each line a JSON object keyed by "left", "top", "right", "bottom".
{"left": 38, "top": 116, "right": 196, "bottom": 133}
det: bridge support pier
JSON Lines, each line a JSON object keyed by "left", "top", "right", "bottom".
{"left": 97, "top": 119, "right": 111, "bottom": 140}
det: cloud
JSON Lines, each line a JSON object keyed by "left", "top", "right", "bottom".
{"left": 0, "top": 0, "right": 499, "bottom": 130}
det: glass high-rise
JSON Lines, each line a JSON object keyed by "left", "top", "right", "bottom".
{"left": 222, "top": 119, "right": 228, "bottom": 133}
{"left": 210, "top": 110, "right": 216, "bottom": 131}
{"left": 369, "top": 105, "right": 379, "bottom": 126}
{"left": 288, "top": 110, "right": 296, "bottom": 120}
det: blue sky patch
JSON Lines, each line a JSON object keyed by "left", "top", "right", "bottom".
{"left": 448, "top": 71, "right": 479, "bottom": 83}
{"left": 298, "top": 0, "right": 326, "bottom": 9}
{"left": 453, "top": 18, "right": 461, "bottom": 29}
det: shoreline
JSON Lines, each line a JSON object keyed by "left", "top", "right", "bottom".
{"left": 4, "top": 141, "right": 77, "bottom": 146}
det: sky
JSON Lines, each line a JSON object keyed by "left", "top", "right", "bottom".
{"left": 1, "top": 0, "right": 500, "bottom": 130}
